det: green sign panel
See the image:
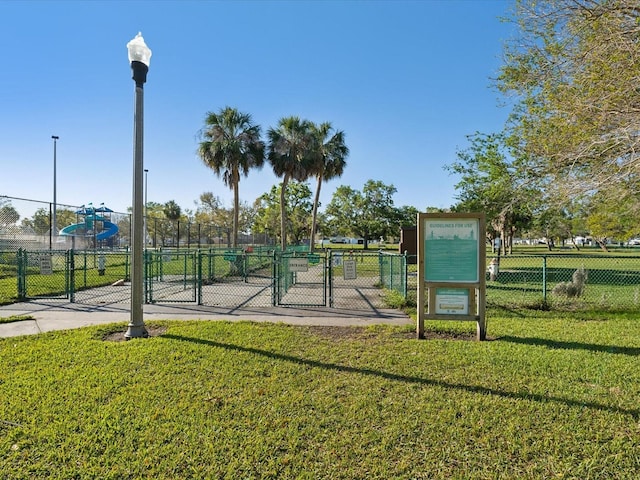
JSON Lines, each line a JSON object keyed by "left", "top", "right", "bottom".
{"left": 424, "top": 219, "right": 479, "bottom": 283}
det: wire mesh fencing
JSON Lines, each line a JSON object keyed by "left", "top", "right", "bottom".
{"left": 4, "top": 246, "right": 640, "bottom": 313}
{"left": 485, "top": 254, "right": 640, "bottom": 311}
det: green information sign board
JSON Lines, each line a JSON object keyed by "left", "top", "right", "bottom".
{"left": 416, "top": 213, "right": 487, "bottom": 341}
{"left": 424, "top": 219, "right": 479, "bottom": 283}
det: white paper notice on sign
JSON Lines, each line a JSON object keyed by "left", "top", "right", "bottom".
{"left": 343, "top": 259, "right": 357, "bottom": 280}
{"left": 39, "top": 255, "right": 53, "bottom": 275}
{"left": 435, "top": 288, "right": 469, "bottom": 315}
{"left": 288, "top": 257, "right": 309, "bottom": 272}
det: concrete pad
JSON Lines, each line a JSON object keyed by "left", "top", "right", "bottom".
{"left": 0, "top": 320, "right": 41, "bottom": 338}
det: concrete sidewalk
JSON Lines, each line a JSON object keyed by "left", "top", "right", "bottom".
{"left": 0, "top": 301, "right": 413, "bottom": 338}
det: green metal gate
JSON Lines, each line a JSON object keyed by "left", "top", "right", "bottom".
{"left": 274, "top": 251, "right": 328, "bottom": 307}
{"left": 198, "top": 248, "right": 274, "bottom": 307}
{"left": 17, "top": 249, "right": 71, "bottom": 301}
{"left": 147, "top": 250, "right": 197, "bottom": 303}
{"left": 329, "top": 250, "right": 407, "bottom": 309}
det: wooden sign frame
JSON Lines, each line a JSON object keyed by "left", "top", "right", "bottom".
{"left": 417, "top": 212, "right": 486, "bottom": 341}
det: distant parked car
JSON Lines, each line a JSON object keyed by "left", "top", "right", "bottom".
{"left": 627, "top": 238, "right": 640, "bottom": 246}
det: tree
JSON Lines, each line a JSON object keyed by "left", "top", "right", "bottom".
{"left": 498, "top": 0, "right": 640, "bottom": 202}
{"left": 267, "top": 116, "right": 315, "bottom": 250}
{"left": 307, "top": 122, "right": 349, "bottom": 252}
{"left": 325, "top": 180, "right": 398, "bottom": 249}
{"left": 254, "top": 181, "right": 313, "bottom": 246}
{"left": 447, "top": 132, "right": 537, "bottom": 254}
{"left": 25, "top": 208, "right": 50, "bottom": 236}
{"left": 163, "top": 200, "right": 182, "bottom": 247}
{"left": 395, "top": 205, "right": 420, "bottom": 229}
{"left": 198, "top": 107, "right": 265, "bottom": 247}
{"left": 55, "top": 209, "right": 77, "bottom": 231}
{"left": 583, "top": 186, "right": 640, "bottom": 250}
{"left": 20, "top": 207, "right": 76, "bottom": 236}
{"left": 0, "top": 204, "right": 19, "bottom": 227}
{"left": 163, "top": 200, "right": 181, "bottom": 221}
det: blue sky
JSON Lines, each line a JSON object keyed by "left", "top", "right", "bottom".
{"left": 1, "top": 0, "right": 514, "bottom": 219}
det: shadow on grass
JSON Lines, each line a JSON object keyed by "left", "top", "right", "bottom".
{"left": 497, "top": 335, "right": 640, "bottom": 356}
{"left": 163, "top": 333, "right": 639, "bottom": 419}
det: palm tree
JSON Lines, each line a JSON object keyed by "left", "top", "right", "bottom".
{"left": 198, "top": 107, "right": 265, "bottom": 247}
{"left": 308, "top": 122, "right": 349, "bottom": 252}
{"left": 267, "top": 116, "right": 314, "bottom": 250}
{"left": 163, "top": 200, "right": 182, "bottom": 246}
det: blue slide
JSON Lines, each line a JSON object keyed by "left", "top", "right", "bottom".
{"left": 60, "top": 219, "right": 119, "bottom": 240}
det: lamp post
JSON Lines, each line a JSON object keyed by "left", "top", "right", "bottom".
{"left": 125, "top": 32, "right": 152, "bottom": 339}
{"left": 51, "top": 135, "right": 59, "bottom": 239}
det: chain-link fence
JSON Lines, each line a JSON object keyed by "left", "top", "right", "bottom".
{"left": 405, "top": 253, "right": 640, "bottom": 312}
{"left": 1, "top": 195, "right": 276, "bottom": 251}
{"left": 0, "top": 196, "right": 130, "bottom": 251}
{"left": 485, "top": 254, "right": 640, "bottom": 310}
{"left": 4, "top": 243, "right": 640, "bottom": 313}
{"left": 1, "top": 248, "right": 409, "bottom": 310}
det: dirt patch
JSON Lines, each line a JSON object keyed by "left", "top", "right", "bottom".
{"left": 304, "top": 326, "right": 480, "bottom": 342}
{"left": 103, "top": 325, "right": 168, "bottom": 342}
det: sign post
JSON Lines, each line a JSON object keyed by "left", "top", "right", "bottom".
{"left": 417, "top": 213, "right": 486, "bottom": 340}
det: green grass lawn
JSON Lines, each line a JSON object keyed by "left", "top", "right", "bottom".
{"left": 1, "top": 310, "right": 639, "bottom": 479}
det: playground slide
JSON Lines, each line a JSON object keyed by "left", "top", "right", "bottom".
{"left": 59, "top": 223, "right": 82, "bottom": 235}
{"left": 60, "top": 221, "right": 119, "bottom": 240}
{"left": 96, "top": 221, "right": 118, "bottom": 240}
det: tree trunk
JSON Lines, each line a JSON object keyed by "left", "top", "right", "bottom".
{"left": 309, "top": 175, "right": 323, "bottom": 253}
{"left": 232, "top": 180, "right": 239, "bottom": 248}
{"left": 570, "top": 237, "right": 581, "bottom": 251}
{"left": 280, "top": 175, "right": 290, "bottom": 251}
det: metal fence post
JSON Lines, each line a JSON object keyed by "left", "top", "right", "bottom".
{"left": 144, "top": 250, "right": 150, "bottom": 304}
{"left": 69, "top": 248, "right": 75, "bottom": 303}
{"left": 403, "top": 250, "right": 408, "bottom": 299}
{"left": 197, "top": 249, "right": 203, "bottom": 305}
{"left": 328, "top": 249, "right": 334, "bottom": 308}
{"left": 83, "top": 250, "right": 88, "bottom": 289}
{"left": 16, "top": 249, "right": 25, "bottom": 300}
{"left": 542, "top": 255, "right": 547, "bottom": 304}
{"left": 147, "top": 251, "right": 154, "bottom": 303}
{"left": 125, "top": 246, "right": 130, "bottom": 281}
{"left": 243, "top": 252, "right": 248, "bottom": 283}
{"left": 271, "top": 250, "right": 277, "bottom": 306}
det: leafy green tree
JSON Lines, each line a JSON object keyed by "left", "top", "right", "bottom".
{"left": 498, "top": 0, "right": 640, "bottom": 202}
{"left": 161, "top": 200, "right": 182, "bottom": 247}
{"left": 163, "top": 200, "right": 181, "bottom": 221}
{"left": 584, "top": 187, "right": 640, "bottom": 250}
{"left": 193, "top": 192, "right": 255, "bottom": 246}
{"left": 395, "top": 205, "right": 420, "bottom": 229}
{"left": 267, "top": 116, "right": 315, "bottom": 250}
{"left": 144, "top": 202, "right": 167, "bottom": 247}
{"left": 198, "top": 107, "right": 265, "bottom": 247}
{"left": 307, "top": 122, "right": 349, "bottom": 252}
{"left": 23, "top": 208, "right": 50, "bottom": 235}
{"left": 253, "top": 181, "right": 313, "bottom": 246}
{"left": 325, "top": 180, "right": 398, "bottom": 249}
{"left": 55, "top": 209, "right": 77, "bottom": 231}
{"left": 447, "top": 132, "right": 537, "bottom": 253}
{"left": 0, "top": 204, "right": 19, "bottom": 226}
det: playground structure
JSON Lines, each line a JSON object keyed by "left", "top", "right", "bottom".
{"left": 59, "top": 204, "right": 119, "bottom": 248}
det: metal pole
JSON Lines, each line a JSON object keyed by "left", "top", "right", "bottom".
{"left": 51, "top": 135, "right": 59, "bottom": 239}
{"left": 144, "top": 168, "right": 148, "bottom": 249}
{"left": 126, "top": 60, "right": 149, "bottom": 339}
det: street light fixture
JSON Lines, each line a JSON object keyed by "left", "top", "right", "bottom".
{"left": 125, "top": 32, "right": 151, "bottom": 339}
{"left": 51, "top": 135, "right": 59, "bottom": 240}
